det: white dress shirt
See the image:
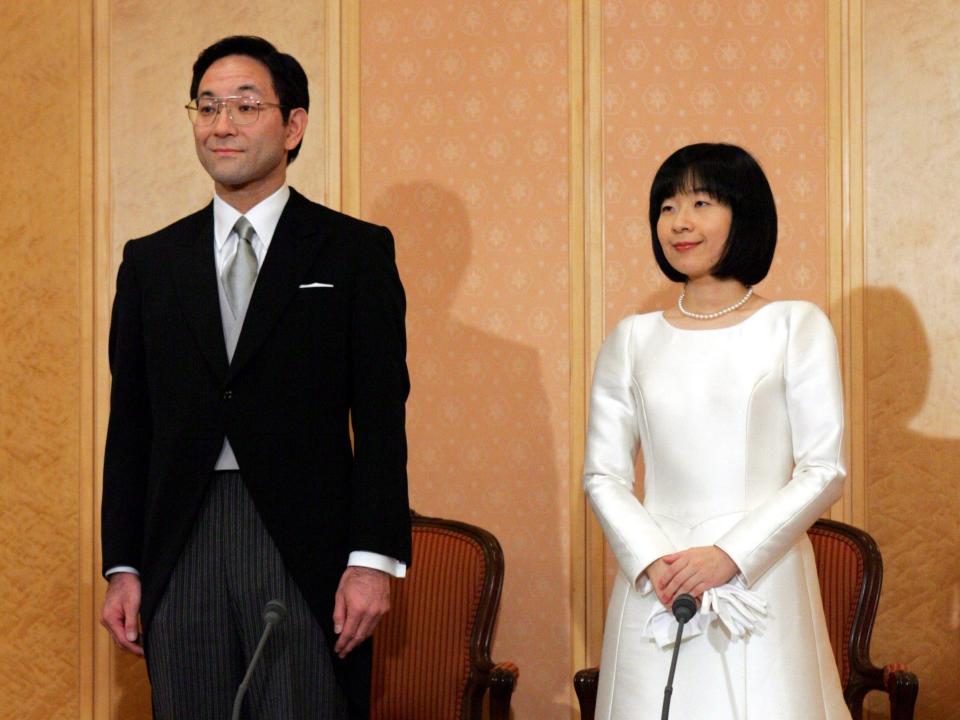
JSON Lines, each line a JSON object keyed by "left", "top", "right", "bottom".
{"left": 107, "top": 185, "right": 405, "bottom": 579}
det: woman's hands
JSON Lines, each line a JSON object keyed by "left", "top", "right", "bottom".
{"left": 643, "top": 557, "right": 673, "bottom": 603}
{"left": 644, "top": 546, "right": 739, "bottom": 607}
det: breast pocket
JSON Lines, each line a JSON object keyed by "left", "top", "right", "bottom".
{"left": 294, "top": 284, "right": 341, "bottom": 305}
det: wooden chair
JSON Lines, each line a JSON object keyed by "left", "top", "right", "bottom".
{"left": 573, "top": 519, "right": 918, "bottom": 719}
{"left": 370, "top": 511, "right": 518, "bottom": 720}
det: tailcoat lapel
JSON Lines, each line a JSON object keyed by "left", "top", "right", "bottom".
{"left": 227, "top": 189, "right": 326, "bottom": 382}
{"left": 171, "top": 204, "right": 229, "bottom": 382}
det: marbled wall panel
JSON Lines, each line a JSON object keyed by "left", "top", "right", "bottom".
{"left": 109, "top": 0, "right": 328, "bottom": 258}
{"left": 864, "top": 2, "right": 960, "bottom": 717}
{"left": 360, "top": 2, "right": 573, "bottom": 716}
{"left": 0, "top": 1, "right": 85, "bottom": 717}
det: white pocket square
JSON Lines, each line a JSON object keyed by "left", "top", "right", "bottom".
{"left": 299, "top": 282, "right": 334, "bottom": 288}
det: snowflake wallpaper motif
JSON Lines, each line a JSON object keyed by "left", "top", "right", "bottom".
{"left": 603, "top": 0, "right": 828, "bottom": 324}
{"left": 360, "top": 0, "right": 829, "bottom": 714}
{"left": 361, "top": 2, "right": 572, "bottom": 716}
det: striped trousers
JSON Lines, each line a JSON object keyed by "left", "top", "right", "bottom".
{"left": 145, "top": 471, "right": 347, "bottom": 719}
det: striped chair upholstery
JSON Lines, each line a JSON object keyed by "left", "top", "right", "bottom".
{"left": 370, "top": 512, "right": 518, "bottom": 720}
{"left": 807, "top": 519, "right": 918, "bottom": 720}
{"left": 809, "top": 520, "right": 862, "bottom": 689}
{"left": 574, "top": 519, "right": 918, "bottom": 720}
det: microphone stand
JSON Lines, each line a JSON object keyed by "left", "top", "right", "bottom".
{"left": 231, "top": 600, "right": 287, "bottom": 720}
{"left": 661, "top": 594, "right": 697, "bottom": 720}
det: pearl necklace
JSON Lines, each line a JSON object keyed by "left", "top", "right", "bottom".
{"left": 678, "top": 285, "right": 753, "bottom": 320}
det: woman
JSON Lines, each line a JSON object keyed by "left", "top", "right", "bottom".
{"left": 584, "top": 143, "right": 850, "bottom": 719}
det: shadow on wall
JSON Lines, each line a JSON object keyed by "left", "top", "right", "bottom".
{"left": 860, "top": 286, "right": 960, "bottom": 720}
{"left": 368, "top": 182, "right": 564, "bottom": 716}
{"left": 638, "top": 285, "right": 680, "bottom": 317}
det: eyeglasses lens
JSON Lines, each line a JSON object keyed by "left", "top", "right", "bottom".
{"left": 190, "top": 98, "right": 261, "bottom": 126}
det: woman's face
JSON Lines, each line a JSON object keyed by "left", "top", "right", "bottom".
{"left": 656, "top": 190, "right": 733, "bottom": 281}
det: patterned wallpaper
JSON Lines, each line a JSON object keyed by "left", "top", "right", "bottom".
{"left": 600, "top": 0, "right": 830, "bottom": 628}
{"left": 361, "top": 1, "right": 830, "bottom": 715}
{"left": 360, "top": 2, "right": 573, "bottom": 716}
{"left": 602, "top": 0, "right": 828, "bottom": 323}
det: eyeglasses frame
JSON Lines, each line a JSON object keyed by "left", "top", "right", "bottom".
{"left": 185, "top": 95, "right": 289, "bottom": 126}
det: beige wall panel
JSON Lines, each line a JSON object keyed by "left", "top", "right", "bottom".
{"left": 109, "top": 0, "right": 328, "bottom": 257}
{"left": 359, "top": 2, "right": 573, "bottom": 716}
{"left": 105, "top": 4, "right": 328, "bottom": 715}
{"left": 863, "top": 2, "right": 960, "bottom": 717}
{"left": 0, "top": 1, "right": 86, "bottom": 718}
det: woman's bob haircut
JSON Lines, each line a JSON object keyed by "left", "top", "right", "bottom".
{"left": 649, "top": 143, "right": 777, "bottom": 286}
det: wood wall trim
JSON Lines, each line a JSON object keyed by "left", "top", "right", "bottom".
{"left": 570, "top": 0, "right": 606, "bottom": 707}
{"left": 826, "top": 0, "right": 866, "bottom": 526}
{"left": 324, "top": 0, "right": 342, "bottom": 210}
{"left": 583, "top": 0, "right": 606, "bottom": 672}
{"left": 91, "top": 0, "right": 112, "bottom": 715}
{"left": 567, "top": 2, "right": 587, "bottom": 708}
{"left": 340, "top": 0, "right": 361, "bottom": 217}
{"left": 78, "top": 0, "right": 96, "bottom": 716}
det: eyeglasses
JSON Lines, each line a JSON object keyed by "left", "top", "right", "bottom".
{"left": 185, "top": 96, "right": 287, "bottom": 126}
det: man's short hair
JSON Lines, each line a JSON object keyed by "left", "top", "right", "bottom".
{"left": 648, "top": 143, "right": 777, "bottom": 286}
{"left": 190, "top": 36, "right": 309, "bottom": 163}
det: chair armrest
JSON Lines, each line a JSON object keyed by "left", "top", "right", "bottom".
{"left": 573, "top": 667, "right": 600, "bottom": 720}
{"left": 847, "top": 660, "right": 918, "bottom": 720}
{"left": 883, "top": 664, "right": 919, "bottom": 720}
{"left": 488, "top": 662, "right": 519, "bottom": 720}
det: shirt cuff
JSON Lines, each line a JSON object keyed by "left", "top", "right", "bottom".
{"left": 348, "top": 551, "right": 406, "bottom": 578}
{"left": 105, "top": 566, "right": 140, "bottom": 577}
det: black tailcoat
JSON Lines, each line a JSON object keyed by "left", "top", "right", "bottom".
{"left": 102, "top": 188, "right": 411, "bottom": 714}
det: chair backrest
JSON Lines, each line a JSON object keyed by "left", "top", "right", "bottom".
{"left": 807, "top": 518, "right": 883, "bottom": 690}
{"left": 370, "top": 513, "right": 504, "bottom": 720}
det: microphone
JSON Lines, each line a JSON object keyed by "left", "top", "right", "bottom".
{"left": 672, "top": 593, "right": 697, "bottom": 623}
{"left": 231, "top": 599, "right": 287, "bottom": 720}
{"left": 661, "top": 593, "right": 697, "bottom": 720}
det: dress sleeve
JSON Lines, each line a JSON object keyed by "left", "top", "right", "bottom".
{"left": 715, "top": 303, "right": 846, "bottom": 586}
{"left": 583, "top": 316, "right": 675, "bottom": 588}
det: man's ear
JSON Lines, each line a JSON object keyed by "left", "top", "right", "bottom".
{"left": 284, "top": 108, "right": 308, "bottom": 152}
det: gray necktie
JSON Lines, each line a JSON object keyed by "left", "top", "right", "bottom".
{"left": 224, "top": 216, "right": 258, "bottom": 317}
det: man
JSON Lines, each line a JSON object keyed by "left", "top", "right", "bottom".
{"left": 99, "top": 36, "right": 411, "bottom": 719}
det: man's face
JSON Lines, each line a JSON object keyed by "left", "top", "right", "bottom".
{"left": 192, "top": 54, "right": 304, "bottom": 198}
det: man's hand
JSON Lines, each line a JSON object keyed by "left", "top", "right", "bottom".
{"left": 332, "top": 566, "right": 391, "bottom": 658}
{"left": 657, "top": 546, "right": 739, "bottom": 606}
{"left": 100, "top": 572, "right": 144, "bottom": 656}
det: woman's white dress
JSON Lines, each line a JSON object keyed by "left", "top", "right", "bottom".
{"left": 584, "top": 301, "right": 851, "bottom": 720}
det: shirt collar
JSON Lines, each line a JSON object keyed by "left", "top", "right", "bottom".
{"left": 213, "top": 184, "right": 291, "bottom": 252}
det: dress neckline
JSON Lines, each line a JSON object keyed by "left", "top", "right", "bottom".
{"left": 658, "top": 300, "right": 783, "bottom": 333}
